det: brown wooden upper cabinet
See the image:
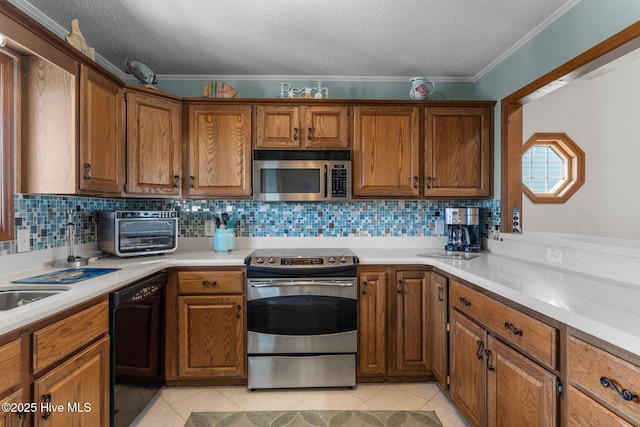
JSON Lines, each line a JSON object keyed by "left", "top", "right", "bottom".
{"left": 425, "top": 106, "right": 493, "bottom": 198}
{"left": 79, "top": 64, "right": 123, "bottom": 195}
{"left": 186, "top": 104, "right": 252, "bottom": 198}
{"left": 353, "top": 106, "right": 421, "bottom": 197}
{"left": 125, "top": 90, "right": 182, "bottom": 197}
{"left": 255, "top": 105, "right": 349, "bottom": 149}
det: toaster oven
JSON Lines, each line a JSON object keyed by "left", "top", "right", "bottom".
{"left": 97, "top": 211, "right": 178, "bottom": 257}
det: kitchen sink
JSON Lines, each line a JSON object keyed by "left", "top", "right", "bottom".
{"left": 0, "top": 290, "right": 65, "bottom": 311}
{"left": 417, "top": 250, "right": 480, "bottom": 260}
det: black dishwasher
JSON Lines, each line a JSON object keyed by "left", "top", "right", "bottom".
{"left": 110, "top": 272, "right": 167, "bottom": 427}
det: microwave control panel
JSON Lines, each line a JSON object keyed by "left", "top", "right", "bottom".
{"left": 331, "top": 166, "right": 348, "bottom": 198}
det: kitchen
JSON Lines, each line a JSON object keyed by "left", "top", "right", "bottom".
{"left": 1, "top": 1, "right": 640, "bottom": 427}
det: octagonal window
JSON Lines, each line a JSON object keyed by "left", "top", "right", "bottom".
{"left": 522, "top": 133, "right": 585, "bottom": 203}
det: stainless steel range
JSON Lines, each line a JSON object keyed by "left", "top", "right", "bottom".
{"left": 245, "top": 248, "right": 358, "bottom": 390}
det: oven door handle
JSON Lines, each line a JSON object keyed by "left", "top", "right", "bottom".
{"left": 249, "top": 281, "right": 355, "bottom": 288}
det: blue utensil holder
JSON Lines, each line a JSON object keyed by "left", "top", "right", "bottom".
{"left": 214, "top": 228, "right": 236, "bottom": 252}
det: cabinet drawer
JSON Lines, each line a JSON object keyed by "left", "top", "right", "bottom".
{"left": 178, "top": 270, "right": 244, "bottom": 294}
{"left": 450, "top": 280, "right": 557, "bottom": 369}
{"left": 0, "top": 340, "right": 21, "bottom": 395}
{"left": 568, "top": 385, "right": 633, "bottom": 427}
{"left": 33, "top": 301, "right": 108, "bottom": 373}
{"left": 568, "top": 336, "right": 640, "bottom": 424}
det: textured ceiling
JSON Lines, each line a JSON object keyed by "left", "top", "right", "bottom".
{"left": 15, "top": 0, "right": 578, "bottom": 80}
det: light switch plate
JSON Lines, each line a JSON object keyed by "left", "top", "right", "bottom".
{"left": 17, "top": 229, "right": 30, "bottom": 253}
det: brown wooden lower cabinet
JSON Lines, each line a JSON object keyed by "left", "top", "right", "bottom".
{"left": 177, "top": 295, "right": 245, "bottom": 378}
{"left": 567, "top": 385, "right": 633, "bottom": 427}
{"left": 0, "top": 389, "right": 25, "bottom": 427}
{"left": 357, "top": 266, "right": 435, "bottom": 381}
{"left": 450, "top": 308, "right": 558, "bottom": 427}
{"left": 430, "top": 272, "right": 449, "bottom": 389}
{"left": 33, "top": 336, "right": 110, "bottom": 427}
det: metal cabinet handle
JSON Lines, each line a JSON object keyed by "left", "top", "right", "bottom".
{"left": 397, "top": 280, "right": 403, "bottom": 294}
{"left": 236, "top": 305, "right": 242, "bottom": 319}
{"left": 438, "top": 286, "right": 443, "bottom": 302}
{"left": 485, "top": 349, "right": 495, "bottom": 371}
{"left": 173, "top": 175, "right": 180, "bottom": 187}
{"left": 504, "top": 322, "right": 523, "bottom": 336}
{"left": 202, "top": 280, "right": 217, "bottom": 287}
{"left": 476, "top": 340, "right": 484, "bottom": 360}
{"left": 308, "top": 127, "right": 314, "bottom": 140}
{"left": 42, "top": 393, "right": 52, "bottom": 420}
{"left": 600, "top": 376, "right": 638, "bottom": 401}
{"left": 459, "top": 296, "right": 472, "bottom": 307}
{"left": 362, "top": 281, "right": 368, "bottom": 295}
{"left": 83, "top": 163, "right": 91, "bottom": 180}
{"left": 189, "top": 176, "right": 195, "bottom": 188}
{"left": 413, "top": 176, "right": 419, "bottom": 188}
{"left": 293, "top": 127, "right": 298, "bottom": 141}
{"left": 426, "top": 176, "right": 432, "bottom": 188}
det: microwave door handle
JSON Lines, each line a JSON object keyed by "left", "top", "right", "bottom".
{"left": 324, "top": 165, "right": 328, "bottom": 198}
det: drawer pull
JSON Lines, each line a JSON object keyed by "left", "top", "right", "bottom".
{"left": 485, "top": 349, "right": 495, "bottom": 371}
{"left": 476, "top": 340, "right": 484, "bottom": 360}
{"left": 362, "top": 281, "right": 368, "bottom": 295}
{"left": 437, "top": 286, "right": 443, "bottom": 302}
{"left": 236, "top": 305, "right": 242, "bottom": 319}
{"left": 397, "top": 280, "right": 403, "bottom": 294}
{"left": 504, "top": 322, "right": 523, "bottom": 336}
{"left": 202, "top": 280, "right": 217, "bottom": 287}
{"left": 600, "top": 376, "right": 639, "bottom": 402}
{"left": 459, "top": 296, "right": 472, "bottom": 307}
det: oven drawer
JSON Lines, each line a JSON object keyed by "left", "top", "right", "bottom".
{"left": 248, "top": 354, "right": 355, "bottom": 389}
{"left": 248, "top": 330, "right": 357, "bottom": 354}
{"left": 178, "top": 270, "right": 244, "bottom": 294}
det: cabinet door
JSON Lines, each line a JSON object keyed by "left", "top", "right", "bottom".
{"left": 430, "top": 272, "right": 449, "bottom": 389}
{"left": 33, "top": 337, "right": 110, "bottom": 427}
{"left": 0, "top": 389, "right": 25, "bottom": 427}
{"left": 425, "top": 107, "right": 492, "bottom": 197}
{"left": 353, "top": 106, "right": 420, "bottom": 197}
{"left": 302, "top": 106, "right": 349, "bottom": 148}
{"left": 187, "top": 105, "right": 252, "bottom": 197}
{"left": 450, "top": 309, "right": 487, "bottom": 427}
{"left": 486, "top": 336, "right": 557, "bottom": 427}
{"left": 126, "top": 92, "right": 182, "bottom": 196}
{"left": 357, "top": 269, "right": 387, "bottom": 376}
{"left": 79, "top": 65, "right": 123, "bottom": 194}
{"left": 392, "top": 270, "right": 430, "bottom": 375}
{"left": 178, "top": 295, "right": 245, "bottom": 378}
{"left": 255, "top": 105, "right": 301, "bottom": 148}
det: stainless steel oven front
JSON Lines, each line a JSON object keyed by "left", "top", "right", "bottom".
{"left": 245, "top": 249, "right": 358, "bottom": 390}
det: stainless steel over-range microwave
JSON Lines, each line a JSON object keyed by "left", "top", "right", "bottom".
{"left": 97, "top": 210, "right": 178, "bottom": 257}
{"left": 252, "top": 150, "right": 351, "bottom": 202}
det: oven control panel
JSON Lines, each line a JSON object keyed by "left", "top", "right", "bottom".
{"left": 246, "top": 255, "right": 357, "bottom": 268}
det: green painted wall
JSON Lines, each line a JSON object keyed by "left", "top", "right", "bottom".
{"left": 155, "top": 79, "right": 475, "bottom": 100}
{"left": 475, "top": 0, "right": 640, "bottom": 195}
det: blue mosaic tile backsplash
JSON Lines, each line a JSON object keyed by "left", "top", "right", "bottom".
{"left": 1, "top": 194, "right": 501, "bottom": 256}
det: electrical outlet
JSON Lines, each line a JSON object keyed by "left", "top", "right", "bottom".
{"left": 546, "top": 248, "right": 563, "bottom": 264}
{"left": 204, "top": 221, "right": 215, "bottom": 237}
{"left": 435, "top": 220, "right": 444, "bottom": 235}
{"left": 17, "top": 229, "right": 30, "bottom": 253}
{"left": 226, "top": 205, "right": 233, "bottom": 212}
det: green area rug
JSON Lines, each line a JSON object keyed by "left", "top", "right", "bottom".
{"left": 184, "top": 410, "right": 442, "bottom": 427}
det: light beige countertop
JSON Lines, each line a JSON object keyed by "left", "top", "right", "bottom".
{"left": 1, "top": 246, "right": 639, "bottom": 358}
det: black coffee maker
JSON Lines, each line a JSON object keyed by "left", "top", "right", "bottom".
{"left": 445, "top": 207, "right": 481, "bottom": 252}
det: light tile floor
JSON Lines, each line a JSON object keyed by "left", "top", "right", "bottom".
{"left": 130, "top": 383, "right": 471, "bottom": 427}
